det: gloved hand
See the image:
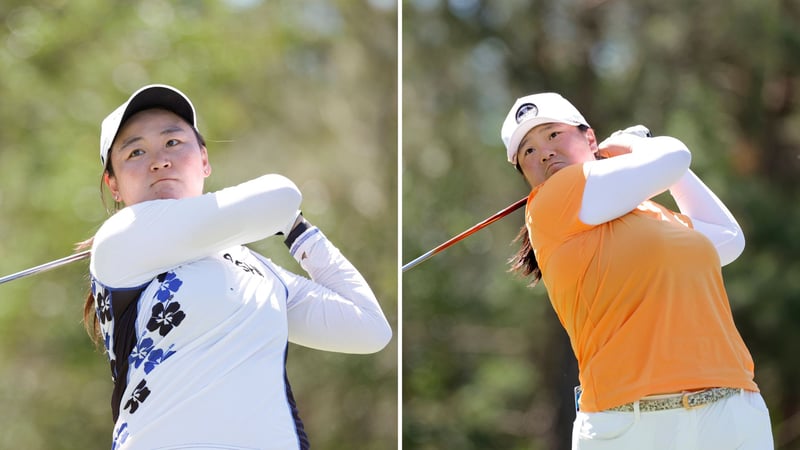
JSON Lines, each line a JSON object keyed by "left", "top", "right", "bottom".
{"left": 280, "top": 211, "right": 314, "bottom": 249}
{"left": 609, "top": 124, "right": 652, "bottom": 139}
{"left": 278, "top": 209, "right": 303, "bottom": 237}
{"left": 597, "top": 124, "right": 652, "bottom": 158}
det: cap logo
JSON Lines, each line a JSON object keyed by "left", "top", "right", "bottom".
{"left": 515, "top": 103, "right": 538, "bottom": 124}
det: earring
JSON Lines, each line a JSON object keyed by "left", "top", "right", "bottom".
{"left": 113, "top": 194, "right": 120, "bottom": 202}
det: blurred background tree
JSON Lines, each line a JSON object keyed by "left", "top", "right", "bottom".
{"left": 403, "top": 0, "right": 799, "bottom": 449}
{"left": 0, "top": 1, "right": 397, "bottom": 449}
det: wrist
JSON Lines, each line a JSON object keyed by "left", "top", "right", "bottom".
{"left": 283, "top": 214, "right": 311, "bottom": 248}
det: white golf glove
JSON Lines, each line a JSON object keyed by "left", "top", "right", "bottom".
{"left": 609, "top": 124, "right": 652, "bottom": 139}
{"left": 597, "top": 124, "right": 653, "bottom": 158}
{"left": 278, "top": 209, "right": 303, "bottom": 237}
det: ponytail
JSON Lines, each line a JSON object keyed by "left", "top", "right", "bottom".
{"left": 508, "top": 225, "right": 541, "bottom": 287}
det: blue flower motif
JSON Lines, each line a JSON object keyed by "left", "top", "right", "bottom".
{"left": 129, "top": 338, "right": 155, "bottom": 369}
{"left": 144, "top": 345, "right": 176, "bottom": 374}
{"left": 155, "top": 272, "right": 183, "bottom": 302}
{"left": 111, "top": 422, "right": 129, "bottom": 450}
{"left": 103, "top": 330, "right": 111, "bottom": 352}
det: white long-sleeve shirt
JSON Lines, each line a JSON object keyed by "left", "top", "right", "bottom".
{"left": 89, "top": 174, "right": 391, "bottom": 450}
{"left": 580, "top": 135, "right": 745, "bottom": 266}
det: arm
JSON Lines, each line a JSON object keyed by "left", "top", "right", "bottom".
{"left": 580, "top": 135, "right": 691, "bottom": 225}
{"left": 91, "top": 174, "right": 301, "bottom": 288}
{"left": 669, "top": 170, "right": 745, "bottom": 265}
{"left": 275, "top": 224, "right": 392, "bottom": 354}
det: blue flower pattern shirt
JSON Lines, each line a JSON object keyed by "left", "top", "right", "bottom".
{"left": 89, "top": 174, "right": 392, "bottom": 450}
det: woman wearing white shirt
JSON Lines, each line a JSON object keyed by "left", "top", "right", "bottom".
{"left": 84, "top": 84, "right": 391, "bottom": 450}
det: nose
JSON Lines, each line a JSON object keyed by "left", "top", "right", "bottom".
{"left": 541, "top": 150, "right": 555, "bottom": 163}
{"left": 150, "top": 156, "right": 171, "bottom": 171}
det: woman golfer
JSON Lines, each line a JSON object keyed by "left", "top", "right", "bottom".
{"left": 84, "top": 84, "right": 391, "bottom": 449}
{"left": 501, "top": 92, "right": 772, "bottom": 449}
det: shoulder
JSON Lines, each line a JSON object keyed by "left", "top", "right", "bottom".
{"left": 529, "top": 164, "right": 588, "bottom": 214}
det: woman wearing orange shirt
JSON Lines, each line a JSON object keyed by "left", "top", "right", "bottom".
{"left": 501, "top": 92, "right": 772, "bottom": 449}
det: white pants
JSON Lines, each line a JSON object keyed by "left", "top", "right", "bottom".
{"left": 572, "top": 390, "right": 773, "bottom": 450}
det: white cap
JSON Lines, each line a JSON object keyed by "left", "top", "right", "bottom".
{"left": 500, "top": 92, "right": 589, "bottom": 164}
{"left": 99, "top": 84, "right": 197, "bottom": 167}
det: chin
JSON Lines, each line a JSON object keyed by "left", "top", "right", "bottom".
{"left": 158, "top": 194, "right": 186, "bottom": 201}
{"left": 545, "top": 166, "right": 564, "bottom": 180}
{"left": 150, "top": 190, "right": 182, "bottom": 201}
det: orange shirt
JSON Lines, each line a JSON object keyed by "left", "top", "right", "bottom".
{"left": 526, "top": 164, "right": 757, "bottom": 412}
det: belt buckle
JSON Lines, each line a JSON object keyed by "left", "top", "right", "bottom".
{"left": 681, "top": 390, "right": 704, "bottom": 410}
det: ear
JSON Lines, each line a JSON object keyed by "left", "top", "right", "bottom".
{"left": 584, "top": 128, "right": 600, "bottom": 156}
{"left": 200, "top": 145, "right": 212, "bottom": 177}
{"left": 104, "top": 172, "right": 120, "bottom": 201}
{"left": 585, "top": 128, "right": 598, "bottom": 150}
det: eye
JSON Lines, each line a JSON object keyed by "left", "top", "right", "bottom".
{"left": 519, "top": 147, "right": 534, "bottom": 160}
{"left": 166, "top": 138, "right": 180, "bottom": 147}
{"left": 548, "top": 131, "right": 560, "bottom": 140}
{"left": 127, "top": 149, "right": 145, "bottom": 159}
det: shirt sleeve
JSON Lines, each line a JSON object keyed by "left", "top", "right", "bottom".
{"left": 90, "top": 174, "right": 301, "bottom": 288}
{"left": 275, "top": 227, "right": 392, "bottom": 354}
{"left": 580, "top": 136, "right": 692, "bottom": 225}
{"left": 668, "top": 169, "right": 745, "bottom": 266}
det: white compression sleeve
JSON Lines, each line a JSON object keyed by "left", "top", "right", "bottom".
{"left": 580, "top": 136, "right": 691, "bottom": 225}
{"left": 91, "top": 174, "right": 302, "bottom": 288}
{"left": 669, "top": 170, "right": 745, "bottom": 266}
{"left": 277, "top": 228, "right": 391, "bottom": 354}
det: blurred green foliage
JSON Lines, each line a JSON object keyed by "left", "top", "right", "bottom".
{"left": 403, "top": 0, "right": 800, "bottom": 449}
{"left": 0, "top": 1, "right": 397, "bottom": 449}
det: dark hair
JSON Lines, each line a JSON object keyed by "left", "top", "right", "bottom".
{"left": 507, "top": 124, "right": 591, "bottom": 287}
{"left": 508, "top": 225, "right": 541, "bottom": 286}
{"left": 82, "top": 126, "right": 207, "bottom": 344}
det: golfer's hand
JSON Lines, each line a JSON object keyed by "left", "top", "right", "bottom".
{"left": 597, "top": 125, "right": 652, "bottom": 158}
{"left": 278, "top": 209, "right": 303, "bottom": 237}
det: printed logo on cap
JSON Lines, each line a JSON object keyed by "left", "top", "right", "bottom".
{"left": 515, "top": 103, "right": 538, "bottom": 124}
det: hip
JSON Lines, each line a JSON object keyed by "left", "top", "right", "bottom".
{"left": 572, "top": 390, "right": 773, "bottom": 450}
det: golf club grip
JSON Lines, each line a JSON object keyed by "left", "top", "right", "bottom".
{"left": 403, "top": 197, "right": 527, "bottom": 272}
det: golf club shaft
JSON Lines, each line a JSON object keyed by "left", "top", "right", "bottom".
{"left": 0, "top": 249, "right": 91, "bottom": 285}
{"left": 2, "top": 197, "right": 528, "bottom": 280}
{"left": 403, "top": 197, "right": 527, "bottom": 272}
